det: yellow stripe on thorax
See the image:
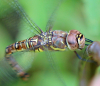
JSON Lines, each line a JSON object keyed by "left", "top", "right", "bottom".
{"left": 35, "top": 48, "right": 43, "bottom": 52}
{"left": 50, "top": 46, "right": 66, "bottom": 51}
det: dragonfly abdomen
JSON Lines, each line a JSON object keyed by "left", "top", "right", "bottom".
{"left": 5, "top": 36, "right": 42, "bottom": 55}
{"left": 5, "top": 35, "right": 42, "bottom": 80}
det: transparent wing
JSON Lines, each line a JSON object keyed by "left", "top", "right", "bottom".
{"left": 44, "top": 46, "right": 67, "bottom": 86}
{"left": 45, "top": 0, "right": 62, "bottom": 32}
{"left": 0, "top": 0, "right": 42, "bottom": 41}
{"left": 44, "top": 0, "right": 66, "bottom": 85}
{"left": 0, "top": 51, "right": 35, "bottom": 85}
{"left": 12, "top": 51, "right": 35, "bottom": 71}
{"left": 0, "top": 59, "right": 18, "bottom": 86}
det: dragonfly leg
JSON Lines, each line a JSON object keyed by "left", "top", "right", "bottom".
{"left": 85, "top": 38, "right": 93, "bottom": 43}
{"left": 85, "top": 44, "right": 89, "bottom": 46}
{"left": 74, "top": 51, "right": 96, "bottom": 63}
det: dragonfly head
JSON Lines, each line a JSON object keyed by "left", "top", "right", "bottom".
{"left": 66, "top": 30, "right": 85, "bottom": 50}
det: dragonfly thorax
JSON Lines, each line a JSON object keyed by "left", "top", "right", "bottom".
{"left": 66, "top": 30, "right": 85, "bottom": 50}
{"left": 40, "top": 32, "right": 52, "bottom": 45}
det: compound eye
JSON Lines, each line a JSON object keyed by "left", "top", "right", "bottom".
{"left": 80, "top": 34, "right": 83, "bottom": 41}
{"left": 76, "top": 33, "right": 85, "bottom": 49}
{"left": 77, "top": 34, "right": 83, "bottom": 41}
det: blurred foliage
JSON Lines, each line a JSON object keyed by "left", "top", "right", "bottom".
{"left": 0, "top": 0, "right": 100, "bottom": 86}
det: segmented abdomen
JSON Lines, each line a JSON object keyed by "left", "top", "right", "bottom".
{"left": 5, "top": 35, "right": 40, "bottom": 80}
{"left": 5, "top": 36, "right": 40, "bottom": 55}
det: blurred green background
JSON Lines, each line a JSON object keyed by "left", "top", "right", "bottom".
{"left": 0, "top": 0, "right": 100, "bottom": 86}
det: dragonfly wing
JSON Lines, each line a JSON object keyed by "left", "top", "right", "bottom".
{"left": 0, "top": 0, "right": 42, "bottom": 41}
{"left": 45, "top": 0, "right": 62, "bottom": 32}
{"left": 12, "top": 51, "right": 35, "bottom": 71}
{"left": 0, "top": 59, "right": 18, "bottom": 86}
{"left": 44, "top": 1, "right": 66, "bottom": 85}
{"left": 43, "top": 46, "right": 67, "bottom": 86}
{"left": 0, "top": 51, "right": 35, "bottom": 85}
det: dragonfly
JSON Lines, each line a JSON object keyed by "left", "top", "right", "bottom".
{"left": 1, "top": 0, "right": 94, "bottom": 82}
{"left": 5, "top": 29, "right": 86, "bottom": 79}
